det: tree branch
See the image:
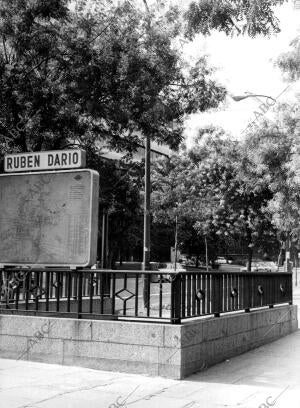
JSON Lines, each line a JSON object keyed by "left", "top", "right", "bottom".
{"left": 142, "top": 0, "right": 150, "bottom": 13}
{"left": 2, "top": 36, "right": 9, "bottom": 64}
{"left": 23, "top": 56, "right": 52, "bottom": 77}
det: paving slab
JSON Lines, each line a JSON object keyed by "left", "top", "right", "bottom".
{"left": 0, "top": 328, "right": 299, "bottom": 408}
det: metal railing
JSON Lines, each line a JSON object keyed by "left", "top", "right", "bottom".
{"left": 0, "top": 268, "right": 292, "bottom": 324}
{"left": 171, "top": 270, "right": 292, "bottom": 323}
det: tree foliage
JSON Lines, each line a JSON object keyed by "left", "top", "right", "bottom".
{"left": 276, "top": 36, "right": 300, "bottom": 81}
{"left": 243, "top": 100, "right": 300, "bottom": 263}
{"left": 253, "top": 37, "right": 300, "bottom": 259}
{"left": 185, "top": 0, "right": 287, "bottom": 38}
{"left": 151, "top": 127, "right": 278, "bottom": 268}
{"left": 0, "top": 0, "right": 227, "bottom": 158}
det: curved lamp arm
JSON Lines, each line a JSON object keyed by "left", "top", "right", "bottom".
{"left": 231, "top": 93, "right": 276, "bottom": 102}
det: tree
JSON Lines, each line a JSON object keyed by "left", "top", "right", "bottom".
{"left": 192, "top": 129, "right": 278, "bottom": 269}
{"left": 0, "top": 0, "right": 227, "bottom": 159}
{"left": 235, "top": 31, "right": 300, "bottom": 267}
{"left": 243, "top": 101, "right": 300, "bottom": 266}
{"left": 151, "top": 127, "right": 278, "bottom": 270}
{"left": 273, "top": 32, "right": 300, "bottom": 265}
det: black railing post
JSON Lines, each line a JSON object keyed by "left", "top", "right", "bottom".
{"left": 77, "top": 271, "right": 83, "bottom": 318}
{"left": 171, "top": 273, "right": 181, "bottom": 324}
{"left": 111, "top": 273, "right": 116, "bottom": 315}
{"left": 2, "top": 269, "right": 9, "bottom": 309}
{"left": 55, "top": 272, "right": 60, "bottom": 312}
{"left": 45, "top": 271, "right": 50, "bottom": 311}
{"left": 100, "top": 271, "right": 104, "bottom": 314}
{"left": 25, "top": 271, "right": 30, "bottom": 310}
{"left": 15, "top": 277, "right": 19, "bottom": 310}
{"left": 212, "top": 273, "right": 221, "bottom": 317}
{"left": 89, "top": 272, "right": 93, "bottom": 314}
{"left": 66, "top": 272, "right": 71, "bottom": 313}
{"left": 35, "top": 271, "right": 39, "bottom": 311}
{"left": 288, "top": 271, "right": 293, "bottom": 305}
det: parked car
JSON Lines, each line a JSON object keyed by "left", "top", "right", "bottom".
{"left": 155, "top": 263, "right": 187, "bottom": 283}
{"left": 240, "top": 261, "right": 278, "bottom": 272}
{"left": 215, "top": 256, "right": 232, "bottom": 264}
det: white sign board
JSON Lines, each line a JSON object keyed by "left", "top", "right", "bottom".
{"left": 4, "top": 149, "right": 86, "bottom": 172}
{"left": 0, "top": 169, "right": 99, "bottom": 267}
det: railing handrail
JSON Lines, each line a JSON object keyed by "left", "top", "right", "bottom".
{"left": 166, "top": 270, "right": 292, "bottom": 276}
{"left": 0, "top": 267, "right": 292, "bottom": 276}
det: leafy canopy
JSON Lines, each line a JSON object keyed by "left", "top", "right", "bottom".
{"left": 151, "top": 127, "right": 277, "bottom": 265}
{"left": 0, "top": 0, "right": 227, "bottom": 159}
{"left": 185, "top": 0, "right": 287, "bottom": 38}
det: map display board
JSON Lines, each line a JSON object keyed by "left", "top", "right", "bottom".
{"left": 0, "top": 169, "right": 99, "bottom": 267}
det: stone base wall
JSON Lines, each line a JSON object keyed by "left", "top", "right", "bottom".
{"left": 180, "top": 305, "right": 298, "bottom": 377}
{"left": 0, "top": 305, "right": 297, "bottom": 379}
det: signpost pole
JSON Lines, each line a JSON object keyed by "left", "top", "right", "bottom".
{"left": 143, "top": 134, "right": 151, "bottom": 308}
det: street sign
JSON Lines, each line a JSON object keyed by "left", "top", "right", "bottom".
{"left": 4, "top": 149, "right": 86, "bottom": 172}
{"left": 0, "top": 169, "right": 99, "bottom": 267}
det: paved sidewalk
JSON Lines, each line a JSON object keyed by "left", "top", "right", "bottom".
{"left": 1, "top": 330, "right": 300, "bottom": 408}
{"left": 1, "top": 286, "right": 299, "bottom": 408}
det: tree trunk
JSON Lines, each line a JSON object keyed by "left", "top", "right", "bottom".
{"left": 205, "top": 236, "right": 209, "bottom": 272}
{"left": 109, "top": 247, "right": 118, "bottom": 270}
{"left": 119, "top": 243, "right": 123, "bottom": 266}
{"left": 277, "top": 246, "right": 283, "bottom": 267}
{"left": 174, "top": 214, "right": 178, "bottom": 272}
{"left": 247, "top": 246, "right": 253, "bottom": 272}
{"left": 286, "top": 233, "right": 291, "bottom": 273}
{"left": 246, "top": 229, "right": 253, "bottom": 272}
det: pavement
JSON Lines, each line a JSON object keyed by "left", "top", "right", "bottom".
{"left": 1, "top": 286, "right": 300, "bottom": 408}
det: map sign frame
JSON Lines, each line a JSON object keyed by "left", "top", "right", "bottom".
{"left": 4, "top": 149, "right": 86, "bottom": 173}
{"left": 0, "top": 169, "right": 99, "bottom": 268}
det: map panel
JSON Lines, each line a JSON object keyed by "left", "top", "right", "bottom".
{"left": 0, "top": 169, "right": 99, "bottom": 267}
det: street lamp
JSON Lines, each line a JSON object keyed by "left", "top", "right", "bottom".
{"left": 143, "top": 134, "right": 151, "bottom": 307}
{"left": 143, "top": 134, "right": 151, "bottom": 272}
{"left": 231, "top": 92, "right": 276, "bottom": 103}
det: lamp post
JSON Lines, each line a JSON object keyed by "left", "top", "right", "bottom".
{"left": 174, "top": 213, "right": 178, "bottom": 272}
{"left": 143, "top": 134, "right": 151, "bottom": 270}
{"left": 174, "top": 201, "right": 182, "bottom": 272}
{"left": 143, "top": 134, "right": 151, "bottom": 307}
{"left": 231, "top": 93, "right": 276, "bottom": 102}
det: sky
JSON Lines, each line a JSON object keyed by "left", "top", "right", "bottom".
{"left": 183, "top": 0, "right": 300, "bottom": 147}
